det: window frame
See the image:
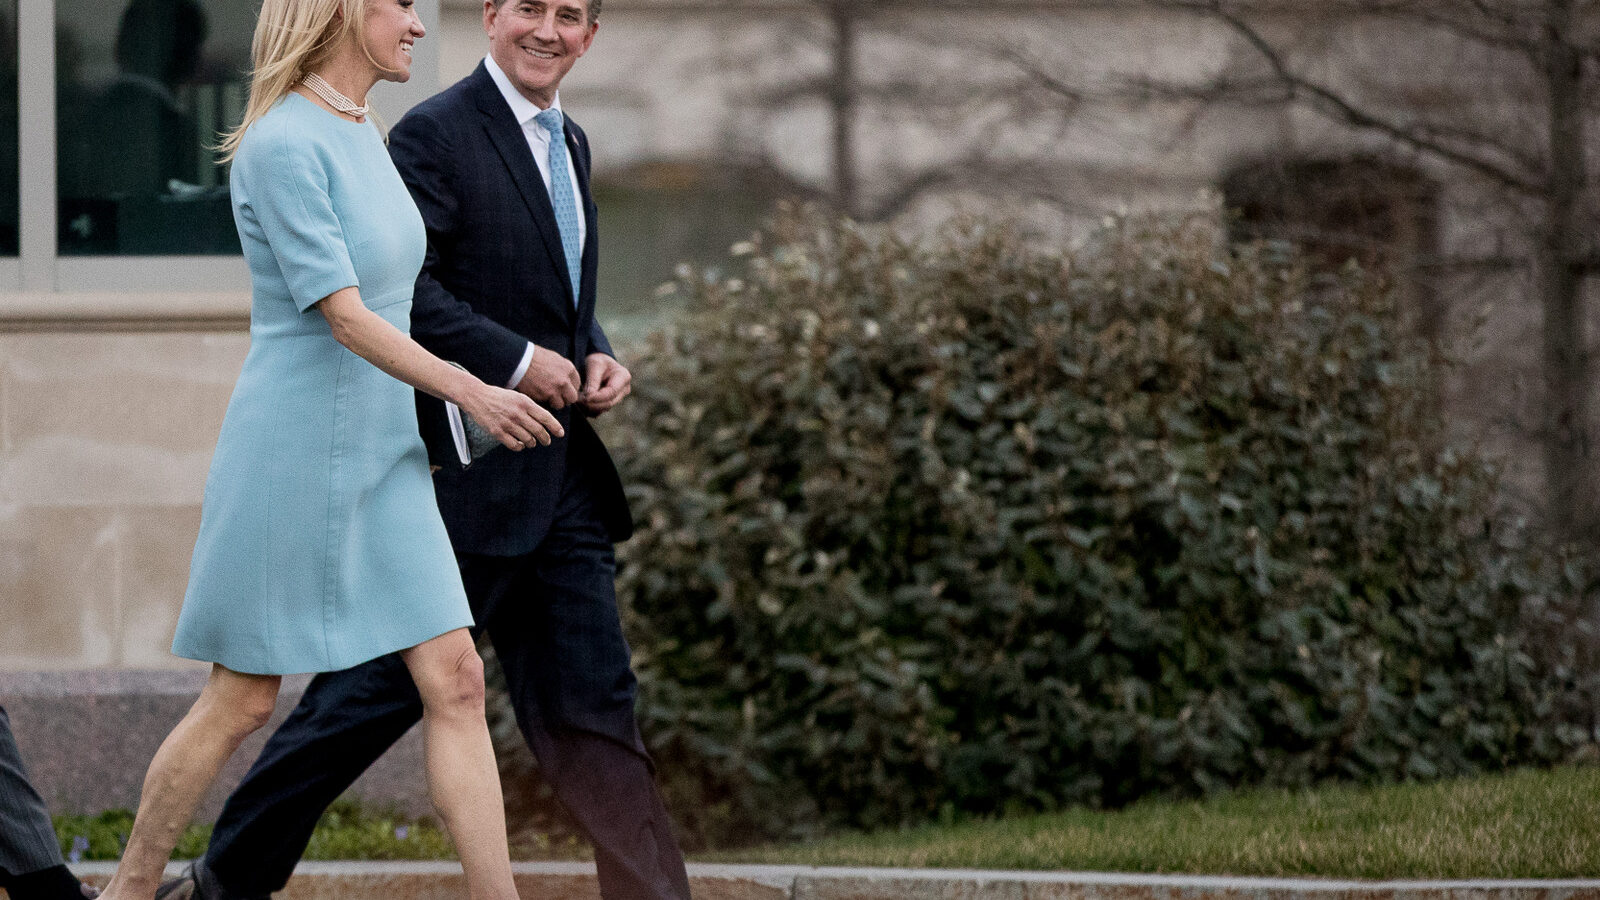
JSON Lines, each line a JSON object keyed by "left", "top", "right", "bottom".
{"left": 1, "top": 0, "right": 440, "bottom": 314}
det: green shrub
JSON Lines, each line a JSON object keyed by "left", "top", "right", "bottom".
{"left": 496, "top": 209, "right": 1596, "bottom": 849}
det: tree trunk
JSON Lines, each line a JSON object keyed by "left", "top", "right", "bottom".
{"left": 827, "top": 0, "right": 861, "bottom": 218}
{"left": 1538, "top": 0, "right": 1594, "bottom": 540}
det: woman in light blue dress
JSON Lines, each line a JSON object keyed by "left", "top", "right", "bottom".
{"left": 99, "top": 2, "right": 556, "bottom": 899}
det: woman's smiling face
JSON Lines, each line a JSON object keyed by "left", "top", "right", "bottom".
{"left": 363, "top": 0, "right": 427, "bottom": 83}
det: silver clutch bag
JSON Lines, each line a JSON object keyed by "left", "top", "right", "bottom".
{"left": 443, "top": 362, "right": 502, "bottom": 465}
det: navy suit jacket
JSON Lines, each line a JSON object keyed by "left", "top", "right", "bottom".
{"left": 391, "top": 63, "right": 632, "bottom": 556}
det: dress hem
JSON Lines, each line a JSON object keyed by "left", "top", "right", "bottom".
{"left": 170, "top": 619, "right": 471, "bottom": 677}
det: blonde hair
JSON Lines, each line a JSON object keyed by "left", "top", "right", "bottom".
{"left": 219, "top": 0, "right": 393, "bottom": 161}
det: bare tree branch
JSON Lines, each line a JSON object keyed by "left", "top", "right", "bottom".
{"left": 753, "top": 75, "right": 833, "bottom": 107}
{"left": 1149, "top": 0, "right": 1545, "bottom": 195}
{"left": 988, "top": 45, "right": 1090, "bottom": 108}
{"left": 867, "top": 166, "right": 969, "bottom": 220}
{"left": 1404, "top": 118, "right": 1547, "bottom": 175}
{"left": 1399, "top": 7, "right": 1541, "bottom": 55}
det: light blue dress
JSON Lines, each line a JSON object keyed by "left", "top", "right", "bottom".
{"left": 171, "top": 93, "right": 473, "bottom": 675}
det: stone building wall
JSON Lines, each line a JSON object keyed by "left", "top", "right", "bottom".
{"left": 0, "top": 328, "right": 240, "bottom": 672}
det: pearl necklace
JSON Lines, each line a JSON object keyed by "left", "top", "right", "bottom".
{"left": 302, "top": 72, "right": 368, "bottom": 118}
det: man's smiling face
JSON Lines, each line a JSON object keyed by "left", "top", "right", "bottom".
{"left": 484, "top": 0, "right": 598, "bottom": 109}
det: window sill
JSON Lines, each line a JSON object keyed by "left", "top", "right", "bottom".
{"left": 0, "top": 288, "right": 251, "bottom": 331}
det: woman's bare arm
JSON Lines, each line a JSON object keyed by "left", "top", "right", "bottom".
{"left": 316, "top": 287, "right": 562, "bottom": 449}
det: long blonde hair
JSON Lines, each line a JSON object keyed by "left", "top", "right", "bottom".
{"left": 218, "top": 0, "right": 371, "bottom": 161}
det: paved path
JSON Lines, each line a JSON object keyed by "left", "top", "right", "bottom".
{"left": 42, "top": 862, "right": 1600, "bottom": 900}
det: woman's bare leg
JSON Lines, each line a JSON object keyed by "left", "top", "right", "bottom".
{"left": 400, "top": 628, "right": 518, "bottom": 900}
{"left": 100, "top": 666, "right": 280, "bottom": 900}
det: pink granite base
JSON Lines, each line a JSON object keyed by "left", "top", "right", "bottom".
{"left": 0, "top": 671, "right": 429, "bottom": 820}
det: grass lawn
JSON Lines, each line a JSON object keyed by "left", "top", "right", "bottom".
{"left": 55, "top": 766, "right": 1600, "bottom": 877}
{"left": 53, "top": 800, "right": 457, "bottom": 863}
{"left": 707, "top": 765, "right": 1600, "bottom": 879}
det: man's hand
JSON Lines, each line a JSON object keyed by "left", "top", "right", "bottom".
{"left": 581, "top": 353, "right": 632, "bottom": 416}
{"left": 515, "top": 344, "right": 581, "bottom": 409}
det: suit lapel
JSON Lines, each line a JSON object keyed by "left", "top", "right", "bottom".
{"left": 471, "top": 68, "right": 576, "bottom": 320}
{"left": 565, "top": 121, "right": 597, "bottom": 319}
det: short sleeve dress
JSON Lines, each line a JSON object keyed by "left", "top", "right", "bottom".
{"left": 170, "top": 93, "right": 473, "bottom": 675}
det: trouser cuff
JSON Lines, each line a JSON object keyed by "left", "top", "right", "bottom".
{"left": 195, "top": 858, "right": 270, "bottom": 900}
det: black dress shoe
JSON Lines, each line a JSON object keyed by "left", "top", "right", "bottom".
{"left": 152, "top": 860, "right": 267, "bottom": 900}
{"left": 152, "top": 865, "right": 198, "bottom": 900}
{"left": 4, "top": 865, "right": 99, "bottom": 900}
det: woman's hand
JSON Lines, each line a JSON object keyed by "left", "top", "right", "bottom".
{"left": 460, "top": 383, "right": 564, "bottom": 451}
{"left": 314, "top": 289, "right": 565, "bottom": 452}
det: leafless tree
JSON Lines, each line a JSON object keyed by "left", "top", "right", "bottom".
{"left": 727, "top": 0, "right": 1096, "bottom": 221}
{"left": 1114, "top": 0, "right": 1600, "bottom": 539}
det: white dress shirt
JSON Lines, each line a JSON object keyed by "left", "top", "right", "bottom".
{"left": 483, "top": 53, "right": 588, "bottom": 389}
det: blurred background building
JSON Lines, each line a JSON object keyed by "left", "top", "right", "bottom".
{"left": 1, "top": 0, "right": 1592, "bottom": 813}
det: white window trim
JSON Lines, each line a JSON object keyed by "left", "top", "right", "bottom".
{"left": 1, "top": 0, "right": 440, "bottom": 321}
{"left": 16, "top": 0, "right": 49, "bottom": 293}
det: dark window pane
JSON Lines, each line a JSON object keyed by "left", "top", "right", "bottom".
{"left": 595, "top": 162, "right": 804, "bottom": 341}
{"left": 56, "top": 0, "right": 249, "bottom": 255}
{"left": 1222, "top": 157, "right": 1437, "bottom": 274}
{"left": 1223, "top": 157, "right": 1442, "bottom": 337}
{"left": 0, "top": 0, "right": 16, "bottom": 256}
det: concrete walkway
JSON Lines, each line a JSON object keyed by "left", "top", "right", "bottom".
{"left": 50, "top": 862, "right": 1600, "bottom": 900}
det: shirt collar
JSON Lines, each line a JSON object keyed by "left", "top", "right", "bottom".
{"left": 484, "top": 53, "right": 562, "bottom": 130}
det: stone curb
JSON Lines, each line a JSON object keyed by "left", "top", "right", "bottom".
{"left": 41, "top": 862, "right": 1600, "bottom": 900}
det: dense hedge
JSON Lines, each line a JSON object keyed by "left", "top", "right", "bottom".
{"left": 489, "top": 211, "right": 1597, "bottom": 849}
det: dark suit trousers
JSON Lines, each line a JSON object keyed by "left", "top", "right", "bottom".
{"left": 0, "top": 705, "right": 66, "bottom": 878}
{"left": 203, "top": 454, "right": 691, "bottom": 900}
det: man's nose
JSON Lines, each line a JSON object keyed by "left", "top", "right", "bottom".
{"left": 532, "top": 12, "right": 559, "bottom": 41}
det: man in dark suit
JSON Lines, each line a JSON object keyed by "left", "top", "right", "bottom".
{"left": 156, "top": 2, "right": 692, "bottom": 899}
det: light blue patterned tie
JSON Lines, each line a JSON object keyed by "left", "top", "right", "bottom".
{"left": 535, "top": 107, "right": 581, "bottom": 307}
